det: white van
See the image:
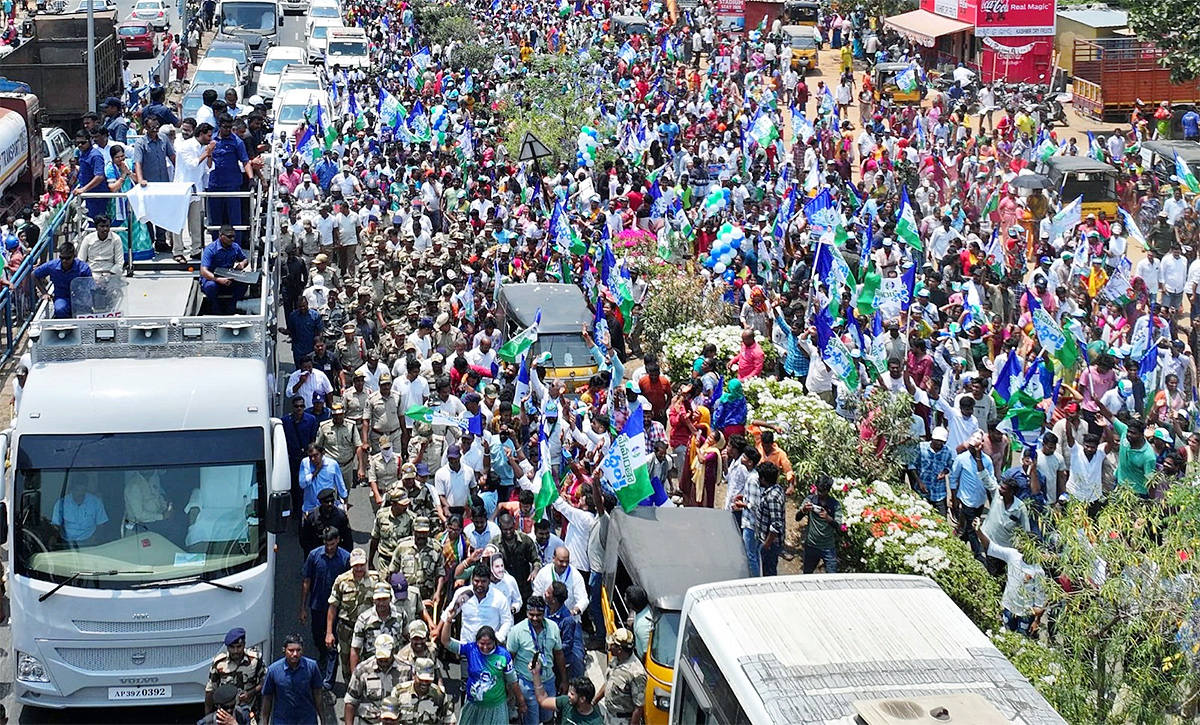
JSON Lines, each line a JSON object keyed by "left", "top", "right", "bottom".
{"left": 324, "top": 27, "right": 369, "bottom": 70}
{"left": 305, "top": 17, "right": 344, "bottom": 63}
{"left": 257, "top": 45, "right": 306, "bottom": 101}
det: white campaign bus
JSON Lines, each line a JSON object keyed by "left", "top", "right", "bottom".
{"left": 670, "top": 575, "right": 1067, "bottom": 725}
{"left": 7, "top": 184, "right": 292, "bottom": 710}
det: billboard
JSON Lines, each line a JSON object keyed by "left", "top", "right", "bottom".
{"left": 717, "top": 0, "right": 746, "bottom": 30}
{"left": 974, "top": 0, "right": 1056, "bottom": 37}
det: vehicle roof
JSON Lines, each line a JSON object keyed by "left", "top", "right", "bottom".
{"left": 499, "top": 283, "right": 593, "bottom": 333}
{"left": 611, "top": 507, "right": 748, "bottom": 611}
{"left": 266, "top": 45, "right": 308, "bottom": 59}
{"left": 280, "top": 63, "right": 320, "bottom": 76}
{"left": 875, "top": 61, "right": 912, "bottom": 71}
{"left": 134, "top": 0, "right": 165, "bottom": 6}
{"left": 613, "top": 13, "right": 647, "bottom": 22}
{"left": 780, "top": 24, "right": 814, "bottom": 36}
{"left": 117, "top": 18, "right": 152, "bottom": 26}
{"left": 683, "top": 575, "right": 1067, "bottom": 724}
{"left": 328, "top": 26, "right": 366, "bottom": 36}
{"left": 309, "top": 17, "right": 344, "bottom": 26}
{"left": 196, "top": 56, "right": 239, "bottom": 71}
{"left": 17, "top": 357, "right": 269, "bottom": 435}
{"left": 275, "top": 88, "right": 328, "bottom": 105}
{"left": 1143, "top": 140, "right": 1200, "bottom": 162}
{"left": 1046, "top": 156, "right": 1116, "bottom": 173}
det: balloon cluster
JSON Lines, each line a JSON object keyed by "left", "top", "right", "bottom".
{"left": 699, "top": 223, "right": 745, "bottom": 274}
{"left": 577, "top": 127, "right": 599, "bottom": 167}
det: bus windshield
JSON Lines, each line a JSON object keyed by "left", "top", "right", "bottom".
{"left": 221, "top": 2, "right": 276, "bottom": 31}
{"left": 14, "top": 428, "right": 267, "bottom": 588}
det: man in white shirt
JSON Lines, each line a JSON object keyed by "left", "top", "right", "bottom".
{"left": 77, "top": 215, "right": 124, "bottom": 278}
{"left": 286, "top": 356, "right": 333, "bottom": 408}
{"left": 1064, "top": 424, "right": 1106, "bottom": 507}
{"left": 316, "top": 205, "right": 337, "bottom": 253}
{"left": 1160, "top": 244, "right": 1188, "bottom": 310}
{"left": 445, "top": 563, "right": 513, "bottom": 642}
{"left": 465, "top": 337, "right": 497, "bottom": 372}
{"left": 433, "top": 445, "right": 476, "bottom": 516}
{"left": 934, "top": 393, "right": 982, "bottom": 455}
{"left": 531, "top": 546, "right": 589, "bottom": 618}
{"left": 172, "top": 120, "right": 213, "bottom": 260}
{"left": 1135, "top": 249, "right": 1161, "bottom": 297}
{"left": 548, "top": 496, "right": 595, "bottom": 586}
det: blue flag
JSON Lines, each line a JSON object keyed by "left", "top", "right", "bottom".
{"left": 993, "top": 349, "right": 1022, "bottom": 403}
{"left": 900, "top": 262, "right": 917, "bottom": 312}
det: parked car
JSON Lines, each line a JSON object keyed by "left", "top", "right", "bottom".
{"left": 305, "top": 18, "right": 344, "bottom": 63}
{"left": 116, "top": 20, "right": 157, "bottom": 57}
{"left": 206, "top": 36, "right": 253, "bottom": 84}
{"left": 131, "top": 0, "right": 169, "bottom": 30}
{"left": 41, "top": 126, "right": 73, "bottom": 164}
{"left": 258, "top": 46, "right": 306, "bottom": 101}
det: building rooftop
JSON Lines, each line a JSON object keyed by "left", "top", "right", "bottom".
{"left": 1057, "top": 6, "right": 1128, "bottom": 29}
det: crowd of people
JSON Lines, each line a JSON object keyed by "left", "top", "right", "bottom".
{"left": 22, "top": 0, "right": 1200, "bottom": 718}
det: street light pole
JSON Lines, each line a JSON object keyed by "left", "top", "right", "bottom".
{"left": 86, "top": 0, "right": 96, "bottom": 110}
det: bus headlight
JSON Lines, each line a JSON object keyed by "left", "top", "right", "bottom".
{"left": 653, "top": 687, "right": 671, "bottom": 711}
{"left": 17, "top": 651, "right": 50, "bottom": 683}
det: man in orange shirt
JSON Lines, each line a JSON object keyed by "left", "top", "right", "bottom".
{"left": 747, "top": 422, "right": 795, "bottom": 494}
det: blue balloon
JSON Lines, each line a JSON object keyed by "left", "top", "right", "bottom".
{"left": 730, "top": 237, "right": 742, "bottom": 249}
{"left": 723, "top": 189, "right": 731, "bottom": 202}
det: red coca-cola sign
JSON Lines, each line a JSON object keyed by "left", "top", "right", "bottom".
{"left": 974, "top": 0, "right": 1056, "bottom": 37}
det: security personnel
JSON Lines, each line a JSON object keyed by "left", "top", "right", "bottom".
{"left": 337, "top": 322, "right": 367, "bottom": 374}
{"left": 390, "top": 658, "right": 452, "bottom": 724}
{"left": 370, "top": 485, "right": 414, "bottom": 573}
{"left": 329, "top": 548, "right": 383, "bottom": 684}
{"left": 343, "top": 369, "right": 372, "bottom": 428}
{"left": 204, "top": 627, "right": 265, "bottom": 716}
{"left": 317, "top": 401, "right": 366, "bottom": 488}
{"left": 198, "top": 683, "right": 252, "bottom": 724}
{"left": 389, "top": 517, "right": 447, "bottom": 610}
{"left": 395, "top": 620, "right": 439, "bottom": 682}
{"left": 366, "top": 372, "right": 402, "bottom": 453}
{"left": 299, "top": 486, "right": 353, "bottom": 555}
{"left": 366, "top": 436, "right": 402, "bottom": 510}
{"left": 344, "top": 634, "right": 407, "bottom": 725}
{"left": 350, "top": 582, "right": 411, "bottom": 672}
{"left": 400, "top": 464, "right": 441, "bottom": 536}
{"left": 597, "top": 628, "right": 646, "bottom": 725}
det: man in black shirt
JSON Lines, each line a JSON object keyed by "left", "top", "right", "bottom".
{"left": 299, "top": 487, "right": 353, "bottom": 554}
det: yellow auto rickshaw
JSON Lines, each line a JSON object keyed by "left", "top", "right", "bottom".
{"left": 874, "top": 61, "right": 924, "bottom": 105}
{"left": 1045, "top": 156, "right": 1119, "bottom": 220}
{"left": 781, "top": 25, "right": 817, "bottom": 72}
{"left": 498, "top": 283, "right": 598, "bottom": 393}
{"left": 600, "top": 507, "right": 750, "bottom": 725}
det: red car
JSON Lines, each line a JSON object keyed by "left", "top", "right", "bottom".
{"left": 117, "top": 21, "right": 156, "bottom": 57}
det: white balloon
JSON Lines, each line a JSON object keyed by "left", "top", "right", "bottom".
{"left": 713, "top": 262, "right": 727, "bottom": 273}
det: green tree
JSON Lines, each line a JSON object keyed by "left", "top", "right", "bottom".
{"left": 1128, "top": 0, "right": 1200, "bottom": 83}
{"left": 499, "top": 53, "right": 611, "bottom": 165}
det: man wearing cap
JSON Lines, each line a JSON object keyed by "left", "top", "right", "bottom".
{"left": 329, "top": 548, "right": 384, "bottom": 686}
{"left": 300, "top": 486, "right": 353, "bottom": 555}
{"left": 402, "top": 465, "right": 443, "bottom": 533}
{"left": 370, "top": 485, "right": 414, "bottom": 572}
{"left": 205, "top": 627, "right": 265, "bottom": 717}
{"left": 365, "top": 436, "right": 401, "bottom": 510}
{"left": 343, "top": 368, "right": 372, "bottom": 426}
{"left": 596, "top": 628, "right": 646, "bottom": 725}
{"left": 913, "top": 428, "right": 953, "bottom": 516}
{"left": 199, "top": 682, "right": 251, "bottom": 724}
{"left": 338, "top": 322, "right": 369, "bottom": 380}
{"left": 344, "top": 633, "right": 406, "bottom": 725}
{"left": 350, "top": 584, "right": 411, "bottom": 672}
{"left": 388, "top": 656, "right": 450, "bottom": 724}
{"left": 389, "top": 517, "right": 446, "bottom": 608}
{"left": 318, "top": 401, "right": 366, "bottom": 490}
{"left": 366, "top": 372, "right": 403, "bottom": 454}
{"left": 395, "top": 620, "right": 437, "bottom": 679}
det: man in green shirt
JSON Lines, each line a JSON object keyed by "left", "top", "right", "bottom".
{"left": 800, "top": 475, "right": 842, "bottom": 574}
{"left": 1103, "top": 413, "right": 1156, "bottom": 497}
{"left": 531, "top": 660, "right": 604, "bottom": 725}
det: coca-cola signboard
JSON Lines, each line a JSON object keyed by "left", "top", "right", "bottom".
{"left": 974, "top": 0, "right": 1056, "bottom": 37}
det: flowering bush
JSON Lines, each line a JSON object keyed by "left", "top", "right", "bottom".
{"left": 835, "top": 477, "right": 1001, "bottom": 629}
{"left": 661, "top": 323, "right": 781, "bottom": 383}
{"left": 640, "top": 279, "right": 733, "bottom": 362}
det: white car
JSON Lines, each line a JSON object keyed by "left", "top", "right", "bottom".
{"left": 305, "top": 17, "right": 343, "bottom": 63}
{"left": 278, "top": 0, "right": 308, "bottom": 13}
{"left": 257, "top": 46, "right": 306, "bottom": 101}
{"left": 72, "top": 0, "right": 116, "bottom": 11}
{"left": 307, "top": 0, "right": 339, "bottom": 20}
{"left": 273, "top": 88, "right": 331, "bottom": 139}
{"left": 131, "top": 0, "right": 169, "bottom": 30}
{"left": 41, "top": 127, "right": 73, "bottom": 163}
{"left": 191, "top": 55, "right": 245, "bottom": 98}
{"left": 323, "top": 27, "right": 368, "bottom": 70}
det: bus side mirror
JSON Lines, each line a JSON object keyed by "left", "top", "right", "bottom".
{"left": 265, "top": 490, "right": 290, "bottom": 534}
{"left": 278, "top": 15, "right": 283, "bottom": 25}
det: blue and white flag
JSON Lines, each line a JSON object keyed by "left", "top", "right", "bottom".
{"left": 803, "top": 188, "right": 838, "bottom": 232}
{"left": 617, "top": 42, "right": 637, "bottom": 65}
{"left": 412, "top": 46, "right": 432, "bottom": 70}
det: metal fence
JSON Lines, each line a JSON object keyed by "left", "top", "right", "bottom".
{"left": 0, "top": 202, "right": 76, "bottom": 366}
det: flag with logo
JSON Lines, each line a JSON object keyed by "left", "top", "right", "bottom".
{"left": 534, "top": 424, "right": 559, "bottom": 521}
{"left": 599, "top": 405, "right": 655, "bottom": 512}
{"left": 896, "top": 187, "right": 921, "bottom": 250}
{"left": 1177, "top": 151, "right": 1200, "bottom": 193}
{"left": 748, "top": 111, "right": 779, "bottom": 149}
{"left": 403, "top": 405, "right": 469, "bottom": 431}
{"left": 498, "top": 308, "right": 541, "bottom": 363}
{"left": 1050, "top": 195, "right": 1083, "bottom": 239}
{"left": 814, "top": 303, "right": 860, "bottom": 389}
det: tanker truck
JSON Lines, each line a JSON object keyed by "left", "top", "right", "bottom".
{"left": 0, "top": 93, "right": 45, "bottom": 220}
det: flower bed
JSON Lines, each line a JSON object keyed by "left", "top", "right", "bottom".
{"left": 835, "top": 477, "right": 1001, "bottom": 629}
{"left": 662, "top": 323, "right": 777, "bottom": 383}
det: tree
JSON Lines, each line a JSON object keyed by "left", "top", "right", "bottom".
{"left": 1128, "top": 0, "right": 1200, "bottom": 83}
{"left": 994, "top": 483, "right": 1200, "bottom": 723}
{"left": 499, "top": 53, "right": 613, "bottom": 166}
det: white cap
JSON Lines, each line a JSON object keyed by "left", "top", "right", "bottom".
{"left": 931, "top": 427, "right": 949, "bottom": 442}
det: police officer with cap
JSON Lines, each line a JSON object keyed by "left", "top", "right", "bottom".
{"left": 390, "top": 657, "right": 452, "bottom": 724}
{"left": 197, "top": 683, "right": 251, "bottom": 724}
{"left": 299, "top": 484, "right": 353, "bottom": 555}
{"left": 344, "top": 633, "right": 407, "bottom": 725}
{"left": 205, "top": 627, "right": 265, "bottom": 717}
{"left": 596, "top": 628, "right": 646, "bottom": 725}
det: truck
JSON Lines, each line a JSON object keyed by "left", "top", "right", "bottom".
{"left": 0, "top": 93, "right": 46, "bottom": 220}
{"left": 216, "top": 0, "right": 282, "bottom": 63}
{"left": 1072, "top": 38, "right": 1200, "bottom": 122}
{"left": 0, "top": 13, "right": 122, "bottom": 127}
{"left": 6, "top": 182, "right": 292, "bottom": 710}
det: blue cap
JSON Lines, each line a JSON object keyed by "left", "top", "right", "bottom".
{"left": 224, "top": 627, "right": 246, "bottom": 646}
{"left": 415, "top": 463, "right": 431, "bottom": 476}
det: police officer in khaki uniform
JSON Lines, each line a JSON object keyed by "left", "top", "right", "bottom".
{"left": 343, "top": 369, "right": 372, "bottom": 426}
{"left": 395, "top": 620, "right": 438, "bottom": 682}
{"left": 317, "top": 402, "right": 366, "bottom": 488}
{"left": 366, "top": 435, "right": 402, "bottom": 510}
{"left": 204, "top": 627, "right": 265, "bottom": 716}
{"left": 388, "top": 518, "right": 446, "bottom": 611}
{"left": 338, "top": 322, "right": 368, "bottom": 374}
{"left": 366, "top": 372, "right": 402, "bottom": 453}
{"left": 596, "top": 628, "right": 646, "bottom": 725}
{"left": 370, "top": 485, "right": 414, "bottom": 572}
{"left": 389, "top": 658, "right": 452, "bottom": 725}
{"left": 329, "top": 548, "right": 383, "bottom": 684}
{"left": 344, "top": 634, "right": 407, "bottom": 725}
{"left": 350, "top": 582, "right": 411, "bottom": 672}
{"left": 401, "top": 465, "right": 443, "bottom": 537}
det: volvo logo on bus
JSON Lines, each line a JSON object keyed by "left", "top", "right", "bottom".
{"left": 132, "top": 613, "right": 150, "bottom": 620}
{"left": 131, "top": 651, "right": 147, "bottom": 666}
{"left": 119, "top": 676, "right": 159, "bottom": 684}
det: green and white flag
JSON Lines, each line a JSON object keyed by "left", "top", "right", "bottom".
{"left": 599, "top": 406, "right": 655, "bottom": 512}
{"left": 1036, "top": 137, "right": 1058, "bottom": 163}
{"left": 1176, "top": 151, "right": 1200, "bottom": 193}
{"left": 749, "top": 113, "right": 779, "bottom": 149}
{"left": 403, "top": 405, "right": 469, "bottom": 431}
{"left": 896, "top": 187, "right": 921, "bottom": 251}
{"left": 497, "top": 308, "right": 541, "bottom": 363}
{"left": 534, "top": 435, "right": 559, "bottom": 521}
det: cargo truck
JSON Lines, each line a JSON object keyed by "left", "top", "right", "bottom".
{"left": 0, "top": 92, "right": 46, "bottom": 220}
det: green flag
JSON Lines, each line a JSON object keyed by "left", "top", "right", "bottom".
{"left": 856, "top": 264, "right": 880, "bottom": 317}
{"left": 497, "top": 309, "right": 541, "bottom": 363}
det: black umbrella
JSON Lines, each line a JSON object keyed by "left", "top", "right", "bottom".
{"left": 1010, "top": 173, "right": 1052, "bottom": 190}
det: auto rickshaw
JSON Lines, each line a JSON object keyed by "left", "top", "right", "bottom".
{"left": 782, "top": 0, "right": 819, "bottom": 26}
{"left": 874, "top": 61, "right": 924, "bottom": 105}
{"left": 780, "top": 25, "right": 817, "bottom": 72}
{"left": 1140, "top": 139, "right": 1200, "bottom": 189}
{"left": 1045, "top": 155, "right": 1119, "bottom": 220}
{"left": 497, "top": 283, "right": 598, "bottom": 393}
{"left": 600, "top": 507, "right": 750, "bottom": 725}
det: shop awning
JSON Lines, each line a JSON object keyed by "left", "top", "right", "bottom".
{"left": 884, "top": 9, "right": 973, "bottom": 47}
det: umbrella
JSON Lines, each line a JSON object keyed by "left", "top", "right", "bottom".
{"left": 1011, "top": 173, "right": 1052, "bottom": 190}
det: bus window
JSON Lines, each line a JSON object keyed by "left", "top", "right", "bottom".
{"left": 680, "top": 620, "right": 749, "bottom": 723}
